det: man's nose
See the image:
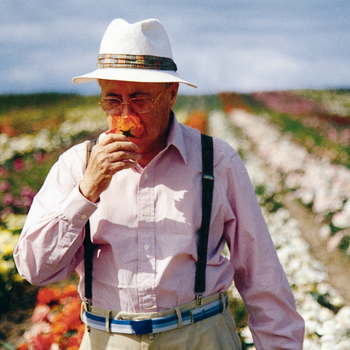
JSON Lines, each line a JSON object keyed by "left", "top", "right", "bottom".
{"left": 120, "top": 101, "right": 133, "bottom": 116}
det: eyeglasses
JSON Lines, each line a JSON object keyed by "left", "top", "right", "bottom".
{"left": 99, "top": 85, "right": 169, "bottom": 114}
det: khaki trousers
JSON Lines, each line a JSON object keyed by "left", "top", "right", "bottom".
{"left": 79, "top": 302, "right": 242, "bottom": 350}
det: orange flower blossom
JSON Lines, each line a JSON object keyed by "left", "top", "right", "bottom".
{"left": 107, "top": 115, "right": 145, "bottom": 139}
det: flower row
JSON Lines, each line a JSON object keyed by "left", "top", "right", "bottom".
{"left": 228, "top": 109, "right": 350, "bottom": 258}
{"left": 208, "top": 110, "right": 350, "bottom": 349}
{"left": 0, "top": 107, "right": 107, "bottom": 165}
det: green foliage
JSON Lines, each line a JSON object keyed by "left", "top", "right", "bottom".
{"left": 295, "top": 89, "right": 350, "bottom": 116}
{"left": 0, "top": 93, "right": 97, "bottom": 113}
{"left": 339, "top": 235, "right": 350, "bottom": 256}
{"left": 255, "top": 185, "right": 283, "bottom": 213}
{"left": 0, "top": 274, "right": 38, "bottom": 316}
{"left": 174, "top": 94, "right": 222, "bottom": 113}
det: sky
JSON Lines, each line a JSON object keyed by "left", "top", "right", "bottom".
{"left": 0, "top": 0, "right": 349, "bottom": 96}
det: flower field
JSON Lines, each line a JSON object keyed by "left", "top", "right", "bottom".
{"left": 1, "top": 90, "right": 350, "bottom": 349}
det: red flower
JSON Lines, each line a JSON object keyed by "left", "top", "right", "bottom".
{"left": 37, "top": 287, "right": 61, "bottom": 305}
{"left": 29, "top": 333, "right": 54, "bottom": 350}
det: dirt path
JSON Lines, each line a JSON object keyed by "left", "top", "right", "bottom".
{"left": 283, "top": 198, "right": 350, "bottom": 306}
{"left": 0, "top": 307, "right": 35, "bottom": 349}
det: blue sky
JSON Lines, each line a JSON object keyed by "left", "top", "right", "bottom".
{"left": 1, "top": 0, "right": 349, "bottom": 95}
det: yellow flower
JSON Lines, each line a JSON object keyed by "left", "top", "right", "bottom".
{"left": 13, "top": 273, "right": 24, "bottom": 282}
{"left": 3, "top": 243, "right": 14, "bottom": 256}
{"left": 0, "top": 260, "right": 14, "bottom": 274}
{"left": 0, "top": 230, "right": 19, "bottom": 256}
{"left": 4, "top": 214, "right": 27, "bottom": 231}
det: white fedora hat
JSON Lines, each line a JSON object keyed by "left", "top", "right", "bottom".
{"left": 72, "top": 18, "right": 197, "bottom": 88}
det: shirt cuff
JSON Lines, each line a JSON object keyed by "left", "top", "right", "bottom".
{"left": 61, "top": 185, "right": 98, "bottom": 227}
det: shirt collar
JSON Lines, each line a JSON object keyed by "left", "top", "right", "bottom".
{"left": 166, "top": 111, "right": 188, "bottom": 165}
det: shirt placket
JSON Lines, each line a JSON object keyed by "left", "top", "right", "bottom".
{"left": 137, "top": 170, "right": 157, "bottom": 311}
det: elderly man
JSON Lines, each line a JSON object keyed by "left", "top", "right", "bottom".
{"left": 14, "top": 18, "right": 304, "bottom": 349}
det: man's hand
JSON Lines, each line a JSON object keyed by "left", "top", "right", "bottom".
{"left": 79, "top": 134, "right": 141, "bottom": 203}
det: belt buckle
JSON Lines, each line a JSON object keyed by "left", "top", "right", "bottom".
{"left": 132, "top": 319, "right": 153, "bottom": 335}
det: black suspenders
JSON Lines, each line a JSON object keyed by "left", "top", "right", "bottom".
{"left": 84, "top": 138, "right": 97, "bottom": 311}
{"left": 195, "top": 134, "right": 214, "bottom": 304}
{"left": 84, "top": 134, "right": 214, "bottom": 309}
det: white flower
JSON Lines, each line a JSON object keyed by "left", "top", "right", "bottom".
{"left": 319, "top": 225, "right": 331, "bottom": 240}
{"left": 240, "top": 326, "right": 254, "bottom": 344}
{"left": 335, "top": 306, "right": 350, "bottom": 329}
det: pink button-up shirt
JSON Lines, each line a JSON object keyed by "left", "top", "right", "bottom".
{"left": 14, "top": 114, "right": 304, "bottom": 349}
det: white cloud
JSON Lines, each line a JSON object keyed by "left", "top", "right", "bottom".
{"left": 0, "top": 0, "right": 349, "bottom": 94}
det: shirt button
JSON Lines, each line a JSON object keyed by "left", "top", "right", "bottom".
{"left": 143, "top": 284, "right": 149, "bottom": 291}
{"left": 142, "top": 209, "right": 150, "bottom": 217}
{"left": 81, "top": 214, "right": 87, "bottom": 219}
{"left": 144, "top": 173, "right": 149, "bottom": 180}
{"left": 144, "top": 244, "right": 150, "bottom": 251}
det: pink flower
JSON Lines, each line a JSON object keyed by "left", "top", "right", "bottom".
{"left": 1, "top": 207, "right": 13, "bottom": 215}
{"left": 3, "top": 193, "right": 14, "bottom": 206}
{"left": 33, "top": 152, "right": 46, "bottom": 163}
{"left": 31, "top": 304, "right": 51, "bottom": 323}
{"left": 0, "top": 166, "right": 8, "bottom": 178}
{"left": 21, "top": 186, "right": 36, "bottom": 199}
{"left": 24, "top": 321, "right": 52, "bottom": 341}
{"left": 0, "top": 180, "right": 10, "bottom": 191}
{"left": 327, "top": 231, "right": 345, "bottom": 252}
{"left": 13, "top": 158, "right": 24, "bottom": 172}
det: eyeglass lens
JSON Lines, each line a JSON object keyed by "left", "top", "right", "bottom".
{"left": 99, "top": 85, "right": 170, "bottom": 114}
{"left": 100, "top": 98, "right": 153, "bottom": 113}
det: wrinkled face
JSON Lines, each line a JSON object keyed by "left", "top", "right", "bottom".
{"left": 99, "top": 80, "right": 179, "bottom": 153}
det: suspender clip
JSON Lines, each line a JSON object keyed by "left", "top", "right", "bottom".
{"left": 196, "top": 294, "right": 203, "bottom": 306}
{"left": 85, "top": 299, "right": 92, "bottom": 312}
{"left": 203, "top": 174, "right": 214, "bottom": 181}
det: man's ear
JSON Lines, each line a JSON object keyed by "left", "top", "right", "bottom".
{"left": 169, "top": 83, "right": 179, "bottom": 109}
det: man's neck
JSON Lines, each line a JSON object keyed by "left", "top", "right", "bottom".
{"left": 137, "top": 112, "right": 173, "bottom": 168}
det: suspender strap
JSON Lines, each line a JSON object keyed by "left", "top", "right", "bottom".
{"left": 84, "top": 139, "right": 97, "bottom": 311}
{"left": 195, "top": 134, "right": 214, "bottom": 298}
{"left": 84, "top": 220, "right": 93, "bottom": 310}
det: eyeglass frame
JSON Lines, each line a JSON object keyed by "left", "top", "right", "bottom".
{"left": 98, "top": 84, "right": 171, "bottom": 114}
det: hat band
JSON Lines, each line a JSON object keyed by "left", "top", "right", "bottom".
{"left": 97, "top": 54, "right": 177, "bottom": 71}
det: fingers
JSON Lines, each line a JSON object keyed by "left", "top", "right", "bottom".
{"left": 99, "top": 133, "right": 136, "bottom": 148}
{"left": 86, "top": 134, "right": 140, "bottom": 180}
{"left": 97, "top": 150, "right": 141, "bottom": 172}
{"left": 91, "top": 135, "right": 140, "bottom": 166}
{"left": 80, "top": 136, "right": 140, "bottom": 202}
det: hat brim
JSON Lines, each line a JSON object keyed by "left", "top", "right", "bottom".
{"left": 72, "top": 68, "right": 197, "bottom": 88}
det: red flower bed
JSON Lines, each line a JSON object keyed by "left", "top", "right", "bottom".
{"left": 18, "top": 284, "right": 85, "bottom": 350}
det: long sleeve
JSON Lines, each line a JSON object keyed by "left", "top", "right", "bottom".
{"left": 14, "top": 141, "right": 98, "bottom": 285}
{"left": 215, "top": 142, "right": 305, "bottom": 349}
